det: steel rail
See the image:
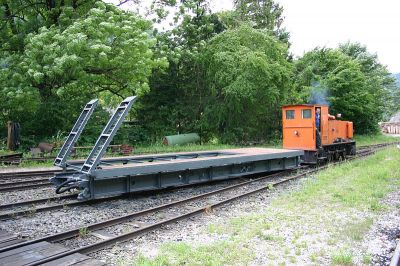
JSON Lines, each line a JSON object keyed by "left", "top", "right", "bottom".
{"left": 0, "top": 178, "right": 50, "bottom": 190}
{"left": 0, "top": 194, "right": 77, "bottom": 211}
{"left": 0, "top": 182, "right": 52, "bottom": 193}
{"left": 0, "top": 170, "right": 296, "bottom": 253}
{"left": 390, "top": 239, "right": 400, "bottom": 266}
{"left": 0, "top": 170, "right": 59, "bottom": 179}
{"left": 0, "top": 175, "right": 251, "bottom": 220}
{"left": 0, "top": 177, "right": 240, "bottom": 220}
{"left": 26, "top": 172, "right": 308, "bottom": 266}
{"left": 358, "top": 141, "right": 400, "bottom": 150}
{"left": 0, "top": 195, "right": 126, "bottom": 220}
{"left": 0, "top": 177, "right": 49, "bottom": 186}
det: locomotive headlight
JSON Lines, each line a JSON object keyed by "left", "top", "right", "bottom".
{"left": 294, "top": 130, "right": 299, "bottom": 136}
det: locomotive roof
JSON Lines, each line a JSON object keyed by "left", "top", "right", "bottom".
{"left": 282, "top": 104, "right": 329, "bottom": 108}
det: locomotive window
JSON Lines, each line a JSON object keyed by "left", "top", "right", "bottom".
{"left": 302, "top": 109, "right": 312, "bottom": 119}
{"left": 285, "top": 110, "right": 295, "bottom": 119}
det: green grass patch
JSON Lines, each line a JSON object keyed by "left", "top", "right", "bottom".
{"left": 342, "top": 218, "right": 373, "bottom": 241}
{"left": 331, "top": 250, "right": 354, "bottom": 265}
{"left": 291, "top": 149, "right": 400, "bottom": 210}
{"left": 133, "top": 143, "right": 237, "bottom": 155}
{"left": 131, "top": 241, "right": 254, "bottom": 266}
{"left": 18, "top": 160, "right": 54, "bottom": 168}
{"left": 354, "top": 133, "right": 400, "bottom": 146}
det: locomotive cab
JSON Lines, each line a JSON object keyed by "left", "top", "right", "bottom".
{"left": 282, "top": 104, "right": 356, "bottom": 164}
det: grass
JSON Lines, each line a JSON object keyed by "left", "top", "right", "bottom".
{"left": 331, "top": 250, "right": 354, "bottom": 265}
{"left": 354, "top": 133, "right": 400, "bottom": 146}
{"left": 79, "top": 227, "right": 90, "bottom": 237}
{"left": 128, "top": 241, "right": 254, "bottom": 266}
{"left": 132, "top": 143, "right": 237, "bottom": 155}
{"left": 342, "top": 218, "right": 373, "bottom": 241}
{"left": 362, "top": 254, "right": 372, "bottom": 264}
{"left": 130, "top": 148, "right": 400, "bottom": 265}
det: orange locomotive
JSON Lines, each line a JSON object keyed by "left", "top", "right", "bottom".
{"left": 282, "top": 104, "right": 356, "bottom": 164}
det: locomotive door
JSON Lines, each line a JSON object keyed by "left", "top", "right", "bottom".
{"left": 282, "top": 105, "right": 316, "bottom": 150}
{"left": 319, "top": 106, "right": 330, "bottom": 146}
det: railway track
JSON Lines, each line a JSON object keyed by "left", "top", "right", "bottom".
{"left": 0, "top": 173, "right": 267, "bottom": 220}
{"left": 0, "top": 143, "right": 387, "bottom": 265}
{"left": 0, "top": 142, "right": 396, "bottom": 219}
{"left": 0, "top": 169, "right": 303, "bottom": 263}
{"left": 0, "top": 169, "right": 72, "bottom": 192}
{"left": 0, "top": 169, "right": 61, "bottom": 180}
{"left": 0, "top": 142, "right": 397, "bottom": 265}
{"left": 358, "top": 141, "right": 400, "bottom": 151}
{"left": 0, "top": 179, "right": 52, "bottom": 193}
{"left": 391, "top": 239, "right": 400, "bottom": 266}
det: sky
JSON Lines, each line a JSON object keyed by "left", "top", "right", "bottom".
{"left": 110, "top": 0, "right": 400, "bottom": 73}
{"left": 212, "top": 0, "right": 400, "bottom": 73}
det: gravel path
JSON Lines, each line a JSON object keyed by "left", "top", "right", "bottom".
{"left": 90, "top": 177, "right": 299, "bottom": 265}
{"left": 0, "top": 179, "right": 247, "bottom": 239}
{"left": 88, "top": 176, "right": 400, "bottom": 266}
{"left": 0, "top": 187, "right": 59, "bottom": 206}
{"left": 361, "top": 188, "right": 400, "bottom": 265}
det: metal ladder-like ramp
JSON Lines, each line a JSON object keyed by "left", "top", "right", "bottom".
{"left": 80, "top": 96, "right": 137, "bottom": 174}
{"left": 54, "top": 99, "right": 99, "bottom": 168}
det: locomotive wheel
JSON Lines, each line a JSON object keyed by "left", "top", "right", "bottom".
{"left": 335, "top": 151, "right": 340, "bottom": 161}
{"left": 350, "top": 145, "right": 356, "bottom": 155}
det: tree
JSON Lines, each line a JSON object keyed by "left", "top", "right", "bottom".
{"left": 232, "top": 0, "right": 289, "bottom": 43}
{"left": 0, "top": 1, "right": 163, "bottom": 140}
{"left": 1, "top": 1, "right": 98, "bottom": 53}
{"left": 0, "top": 0, "right": 96, "bottom": 139}
{"left": 294, "top": 46, "right": 388, "bottom": 134}
{"left": 136, "top": 0, "right": 226, "bottom": 141}
{"left": 202, "top": 25, "right": 293, "bottom": 142}
{"left": 339, "top": 42, "right": 398, "bottom": 121}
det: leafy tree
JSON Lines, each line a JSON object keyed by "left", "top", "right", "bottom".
{"left": 294, "top": 46, "right": 388, "bottom": 134}
{"left": 232, "top": 0, "right": 289, "bottom": 43}
{"left": 0, "top": 1, "right": 163, "bottom": 141}
{"left": 339, "top": 42, "right": 398, "bottom": 121}
{"left": 135, "top": 0, "right": 293, "bottom": 143}
{"left": 202, "top": 25, "right": 293, "bottom": 142}
{"left": 22, "top": 2, "right": 160, "bottom": 102}
{"left": 136, "top": 0, "right": 225, "bottom": 141}
{"left": 0, "top": 0, "right": 96, "bottom": 139}
{"left": 0, "top": 0, "right": 97, "bottom": 53}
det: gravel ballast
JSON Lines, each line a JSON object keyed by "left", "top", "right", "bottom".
{"left": 0, "top": 149, "right": 398, "bottom": 265}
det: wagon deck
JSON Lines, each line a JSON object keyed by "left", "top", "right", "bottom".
{"left": 51, "top": 97, "right": 303, "bottom": 200}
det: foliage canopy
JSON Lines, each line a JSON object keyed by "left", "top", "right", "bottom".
{"left": 0, "top": 0, "right": 398, "bottom": 148}
{"left": 202, "top": 25, "right": 293, "bottom": 142}
{"left": 0, "top": 1, "right": 163, "bottom": 140}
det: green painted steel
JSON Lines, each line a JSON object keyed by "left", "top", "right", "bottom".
{"left": 163, "top": 133, "right": 200, "bottom": 145}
